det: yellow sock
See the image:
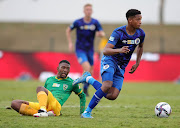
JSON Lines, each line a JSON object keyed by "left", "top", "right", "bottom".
{"left": 19, "top": 103, "right": 38, "bottom": 116}
{"left": 37, "top": 91, "right": 47, "bottom": 110}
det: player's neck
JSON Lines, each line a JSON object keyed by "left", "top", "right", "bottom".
{"left": 84, "top": 16, "right": 91, "bottom": 23}
{"left": 126, "top": 25, "right": 136, "bottom": 35}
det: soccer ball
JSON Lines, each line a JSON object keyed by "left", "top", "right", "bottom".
{"left": 155, "top": 102, "right": 172, "bottom": 118}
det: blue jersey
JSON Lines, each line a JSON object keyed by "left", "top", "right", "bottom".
{"left": 104, "top": 25, "right": 145, "bottom": 69}
{"left": 70, "top": 18, "right": 103, "bottom": 51}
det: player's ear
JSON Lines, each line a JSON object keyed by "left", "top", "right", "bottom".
{"left": 57, "top": 67, "right": 59, "bottom": 71}
{"left": 128, "top": 18, "right": 132, "bottom": 23}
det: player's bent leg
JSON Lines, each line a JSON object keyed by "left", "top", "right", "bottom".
{"left": 90, "top": 65, "right": 94, "bottom": 75}
{"left": 11, "top": 100, "right": 29, "bottom": 112}
{"left": 81, "top": 61, "right": 91, "bottom": 96}
{"left": 101, "top": 80, "right": 113, "bottom": 93}
{"left": 46, "top": 90, "right": 61, "bottom": 116}
{"left": 36, "top": 86, "right": 48, "bottom": 94}
{"left": 81, "top": 61, "right": 91, "bottom": 72}
{"left": 73, "top": 71, "right": 92, "bottom": 85}
{"left": 33, "top": 86, "right": 49, "bottom": 117}
{"left": 11, "top": 100, "right": 38, "bottom": 116}
{"left": 73, "top": 72, "right": 102, "bottom": 91}
{"left": 36, "top": 86, "right": 48, "bottom": 110}
{"left": 105, "top": 87, "right": 120, "bottom": 100}
{"left": 82, "top": 81, "right": 112, "bottom": 118}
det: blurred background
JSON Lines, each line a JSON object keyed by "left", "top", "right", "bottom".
{"left": 0, "top": 0, "right": 180, "bottom": 82}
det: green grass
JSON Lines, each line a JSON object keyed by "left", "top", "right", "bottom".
{"left": 0, "top": 80, "right": 180, "bottom": 128}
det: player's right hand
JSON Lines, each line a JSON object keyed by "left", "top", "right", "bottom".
{"left": 119, "top": 46, "right": 130, "bottom": 54}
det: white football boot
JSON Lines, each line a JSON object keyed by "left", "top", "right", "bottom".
{"left": 33, "top": 108, "right": 48, "bottom": 117}
{"left": 47, "top": 111, "right": 56, "bottom": 116}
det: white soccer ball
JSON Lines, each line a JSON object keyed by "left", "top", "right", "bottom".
{"left": 155, "top": 102, "right": 172, "bottom": 118}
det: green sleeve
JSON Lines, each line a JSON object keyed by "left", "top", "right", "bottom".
{"left": 78, "top": 91, "right": 86, "bottom": 114}
{"left": 73, "top": 84, "right": 86, "bottom": 114}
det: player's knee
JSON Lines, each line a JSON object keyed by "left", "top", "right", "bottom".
{"left": 106, "top": 94, "right": 118, "bottom": 100}
{"left": 102, "top": 81, "right": 113, "bottom": 92}
{"left": 36, "top": 86, "right": 48, "bottom": 94}
{"left": 84, "top": 66, "right": 91, "bottom": 72}
{"left": 11, "top": 100, "right": 19, "bottom": 111}
{"left": 108, "top": 95, "right": 118, "bottom": 100}
{"left": 36, "top": 86, "right": 44, "bottom": 92}
{"left": 82, "top": 62, "right": 91, "bottom": 71}
{"left": 11, "top": 100, "right": 16, "bottom": 109}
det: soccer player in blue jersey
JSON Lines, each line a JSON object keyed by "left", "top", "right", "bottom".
{"left": 66, "top": 4, "right": 105, "bottom": 96}
{"left": 73, "top": 9, "right": 145, "bottom": 118}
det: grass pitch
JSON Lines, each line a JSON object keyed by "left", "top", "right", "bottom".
{"left": 0, "top": 80, "right": 180, "bottom": 128}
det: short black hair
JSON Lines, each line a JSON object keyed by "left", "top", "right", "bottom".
{"left": 59, "top": 60, "right": 70, "bottom": 65}
{"left": 126, "top": 9, "right": 141, "bottom": 20}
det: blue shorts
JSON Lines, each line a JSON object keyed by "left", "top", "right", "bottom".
{"left": 100, "top": 56, "right": 125, "bottom": 91}
{"left": 76, "top": 50, "right": 94, "bottom": 66}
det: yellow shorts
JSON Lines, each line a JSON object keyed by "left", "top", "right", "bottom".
{"left": 29, "top": 91, "right": 61, "bottom": 116}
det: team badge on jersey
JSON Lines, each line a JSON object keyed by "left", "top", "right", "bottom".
{"left": 103, "top": 64, "right": 109, "bottom": 70}
{"left": 109, "top": 36, "right": 115, "bottom": 41}
{"left": 52, "top": 83, "right": 60, "bottom": 87}
{"left": 135, "top": 38, "right": 140, "bottom": 44}
{"left": 63, "top": 84, "right": 68, "bottom": 90}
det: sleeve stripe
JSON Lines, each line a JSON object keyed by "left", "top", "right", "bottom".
{"left": 77, "top": 90, "right": 82, "bottom": 95}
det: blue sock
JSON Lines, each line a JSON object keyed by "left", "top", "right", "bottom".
{"left": 83, "top": 83, "right": 89, "bottom": 90}
{"left": 86, "top": 88, "right": 106, "bottom": 112}
{"left": 86, "top": 76, "right": 102, "bottom": 90}
{"left": 92, "top": 81, "right": 102, "bottom": 90}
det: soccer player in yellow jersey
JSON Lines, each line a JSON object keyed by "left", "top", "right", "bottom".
{"left": 11, "top": 60, "right": 86, "bottom": 117}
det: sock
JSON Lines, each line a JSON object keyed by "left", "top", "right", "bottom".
{"left": 19, "top": 103, "right": 38, "bottom": 116}
{"left": 37, "top": 91, "right": 47, "bottom": 110}
{"left": 83, "top": 83, "right": 89, "bottom": 90}
{"left": 86, "top": 76, "right": 102, "bottom": 90}
{"left": 86, "top": 88, "right": 106, "bottom": 112}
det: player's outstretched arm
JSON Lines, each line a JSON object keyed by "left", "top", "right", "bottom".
{"left": 78, "top": 91, "right": 86, "bottom": 114}
{"left": 103, "top": 43, "right": 130, "bottom": 56}
{"left": 73, "top": 84, "right": 86, "bottom": 114}
{"left": 96, "top": 30, "right": 105, "bottom": 38}
{"left": 66, "top": 27, "right": 73, "bottom": 52}
{"left": 129, "top": 43, "right": 144, "bottom": 74}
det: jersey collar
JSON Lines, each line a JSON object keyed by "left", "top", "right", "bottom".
{"left": 55, "top": 76, "right": 67, "bottom": 80}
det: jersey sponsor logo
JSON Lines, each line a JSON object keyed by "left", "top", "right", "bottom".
{"left": 80, "top": 25, "right": 96, "bottom": 31}
{"left": 103, "top": 64, "right": 109, "bottom": 70}
{"left": 122, "top": 38, "right": 140, "bottom": 45}
{"left": 122, "top": 40, "right": 127, "bottom": 44}
{"left": 52, "top": 83, "right": 60, "bottom": 87}
{"left": 63, "top": 84, "right": 68, "bottom": 90}
{"left": 109, "top": 36, "right": 115, "bottom": 41}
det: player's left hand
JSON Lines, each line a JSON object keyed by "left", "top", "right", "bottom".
{"left": 129, "top": 63, "right": 139, "bottom": 74}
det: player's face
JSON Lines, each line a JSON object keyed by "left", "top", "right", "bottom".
{"left": 57, "top": 63, "right": 70, "bottom": 78}
{"left": 131, "top": 14, "right": 142, "bottom": 29}
{"left": 84, "top": 6, "right": 92, "bottom": 17}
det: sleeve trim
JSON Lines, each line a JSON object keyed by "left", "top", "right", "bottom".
{"left": 77, "top": 90, "right": 83, "bottom": 95}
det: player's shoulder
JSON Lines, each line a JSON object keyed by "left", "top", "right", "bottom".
{"left": 113, "top": 25, "right": 126, "bottom": 34}
{"left": 91, "top": 18, "right": 100, "bottom": 23}
{"left": 137, "top": 28, "right": 145, "bottom": 36}
{"left": 46, "top": 76, "right": 56, "bottom": 80}
{"left": 45, "top": 76, "right": 56, "bottom": 82}
{"left": 74, "top": 18, "right": 83, "bottom": 23}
